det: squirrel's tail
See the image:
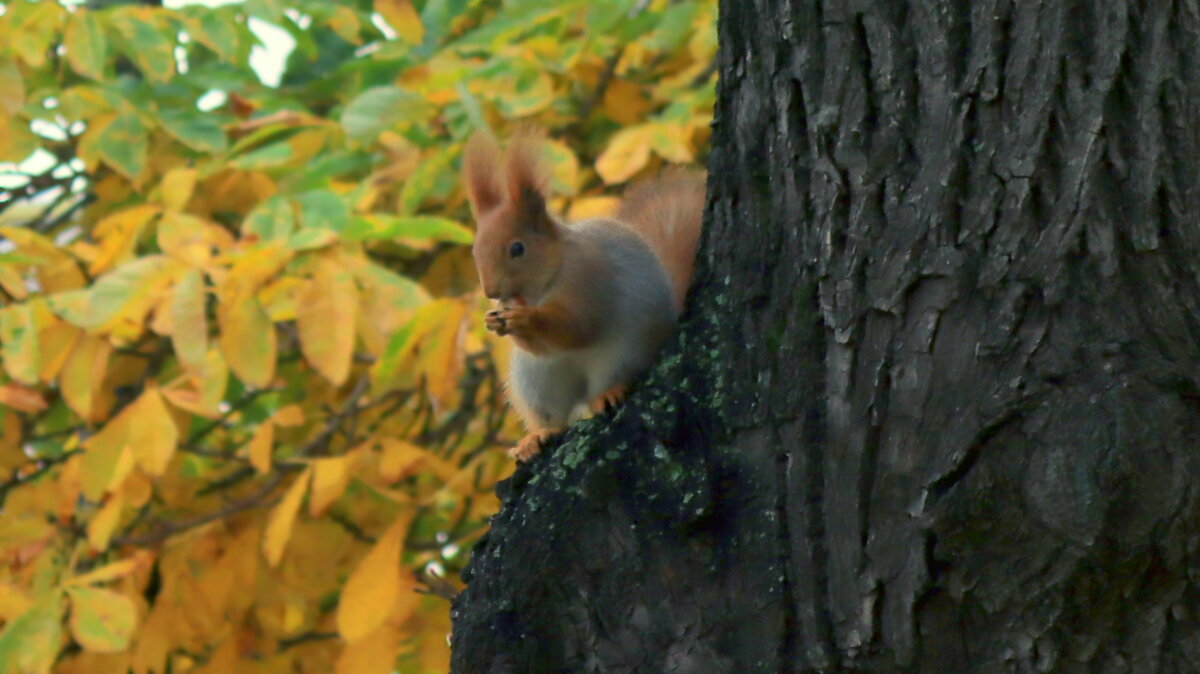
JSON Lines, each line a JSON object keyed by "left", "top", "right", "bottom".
{"left": 615, "top": 168, "right": 706, "bottom": 313}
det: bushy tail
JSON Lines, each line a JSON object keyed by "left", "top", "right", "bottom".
{"left": 615, "top": 168, "right": 706, "bottom": 312}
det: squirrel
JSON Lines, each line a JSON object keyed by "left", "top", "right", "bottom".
{"left": 461, "top": 128, "right": 705, "bottom": 461}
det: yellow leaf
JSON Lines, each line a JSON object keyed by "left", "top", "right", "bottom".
{"left": 334, "top": 623, "right": 399, "bottom": 674}
{"left": 56, "top": 454, "right": 82, "bottom": 524}
{"left": 122, "top": 469, "right": 152, "bottom": 508}
{"left": 262, "top": 467, "right": 310, "bottom": 567}
{"left": 602, "top": 79, "right": 652, "bottom": 125}
{"left": 0, "top": 303, "right": 40, "bottom": 385}
{"left": 157, "top": 212, "right": 232, "bottom": 267}
{"left": 80, "top": 413, "right": 131, "bottom": 501}
{"left": 159, "top": 167, "right": 196, "bottom": 211}
{"left": 105, "top": 445, "right": 136, "bottom": 495}
{"left": 65, "top": 557, "right": 140, "bottom": 588}
{"left": 271, "top": 404, "right": 304, "bottom": 427}
{"left": 336, "top": 514, "right": 409, "bottom": 642}
{"left": 296, "top": 256, "right": 357, "bottom": 386}
{"left": 246, "top": 420, "right": 275, "bottom": 475}
{"left": 170, "top": 269, "right": 207, "bottom": 378}
{"left": 218, "top": 291, "right": 276, "bottom": 388}
{"left": 87, "top": 490, "right": 124, "bottom": 552}
{"left": 595, "top": 125, "right": 654, "bottom": 184}
{"left": 67, "top": 586, "right": 137, "bottom": 653}
{"left": 542, "top": 139, "right": 580, "bottom": 196}
{"left": 309, "top": 456, "right": 348, "bottom": 516}
{"left": 36, "top": 321, "right": 81, "bottom": 383}
{"left": 419, "top": 297, "right": 468, "bottom": 411}
{"left": 0, "top": 582, "right": 34, "bottom": 623}
{"left": 378, "top": 438, "right": 425, "bottom": 482}
{"left": 129, "top": 606, "right": 169, "bottom": 674}
{"left": 566, "top": 196, "right": 620, "bottom": 221}
{"left": 59, "top": 335, "right": 111, "bottom": 421}
{"left": 376, "top": 0, "right": 424, "bottom": 44}
{"left": 88, "top": 204, "right": 160, "bottom": 276}
{"left": 647, "top": 121, "right": 695, "bottom": 163}
{"left": 127, "top": 388, "right": 178, "bottom": 476}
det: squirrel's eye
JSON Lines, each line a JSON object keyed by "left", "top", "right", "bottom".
{"left": 509, "top": 241, "right": 525, "bottom": 258}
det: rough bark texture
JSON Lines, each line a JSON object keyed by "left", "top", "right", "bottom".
{"left": 451, "top": 0, "right": 1200, "bottom": 671}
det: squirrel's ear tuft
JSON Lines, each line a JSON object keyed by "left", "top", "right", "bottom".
{"left": 463, "top": 131, "right": 504, "bottom": 217}
{"left": 503, "top": 125, "right": 552, "bottom": 231}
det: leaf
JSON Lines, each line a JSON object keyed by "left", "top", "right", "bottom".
{"left": 0, "top": 591, "right": 63, "bottom": 674}
{"left": 94, "top": 112, "right": 149, "bottom": 182}
{"left": 81, "top": 411, "right": 133, "bottom": 501}
{"left": 86, "top": 490, "right": 124, "bottom": 552}
{"left": 65, "top": 9, "right": 109, "bottom": 80}
{"left": 0, "top": 57, "right": 25, "bottom": 116}
{"left": 126, "top": 388, "right": 178, "bottom": 476}
{"left": 336, "top": 514, "right": 409, "bottom": 642}
{"left": 246, "top": 420, "right": 275, "bottom": 475}
{"left": 309, "top": 456, "right": 349, "bottom": 516}
{"left": 566, "top": 196, "right": 620, "bottom": 221}
{"left": 157, "top": 108, "right": 227, "bottom": 153}
{"left": 67, "top": 587, "right": 137, "bottom": 653}
{"left": 7, "top": 1, "right": 63, "bottom": 68}
{"left": 287, "top": 228, "right": 339, "bottom": 251}
{"left": 340, "top": 87, "right": 432, "bottom": 144}
{"left": 89, "top": 204, "right": 160, "bottom": 275}
{"left": 171, "top": 269, "right": 208, "bottom": 378}
{"left": 296, "top": 257, "right": 357, "bottom": 386}
{"left": 0, "top": 114, "right": 39, "bottom": 163}
{"left": 376, "top": 0, "right": 425, "bottom": 44}
{"left": 334, "top": 623, "right": 399, "bottom": 674}
{"left": 0, "top": 304, "right": 40, "bottom": 385}
{"left": 159, "top": 168, "right": 197, "bottom": 211}
{"left": 271, "top": 404, "right": 305, "bottom": 427}
{"left": 65, "top": 557, "right": 141, "bottom": 588}
{"left": 108, "top": 7, "right": 174, "bottom": 83}
{"left": 595, "top": 125, "right": 653, "bottom": 184}
{"left": 263, "top": 467, "right": 311, "bottom": 567}
{"left": 0, "top": 383, "right": 46, "bottom": 413}
{"left": 218, "top": 293, "right": 276, "bottom": 389}
{"left": 59, "top": 335, "right": 111, "bottom": 421}
{"left": 343, "top": 215, "right": 473, "bottom": 245}
{"left": 242, "top": 195, "right": 296, "bottom": 242}
{"left": 378, "top": 438, "right": 425, "bottom": 482}
{"left": 295, "top": 190, "right": 351, "bottom": 232}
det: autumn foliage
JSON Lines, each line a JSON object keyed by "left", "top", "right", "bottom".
{"left": 0, "top": 0, "right": 715, "bottom": 671}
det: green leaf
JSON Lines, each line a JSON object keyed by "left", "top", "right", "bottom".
{"left": 157, "top": 108, "right": 228, "bottom": 153}
{"left": 398, "top": 145, "right": 455, "bottom": 214}
{"left": 340, "top": 86, "right": 432, "bottom": 144}
{"left": 108, "top": 7, "right": 175, "bottom": 84}
{"left": 0, "top": 591, "right": 64, "bottom": 674}
{"left": 94, "top": 112, "right": 148, "bottom": 180}
{"left": 67, "top": 587, "right": 137, "bottom": 653}
{"left": 287, "top": 228, "right": 339, "bottom": 251}
{"left": 295, "top": 190, "right": 350, "bottom": 232}
{"left": 230, "top": 142, "right": 293, "bottom": 170}
{"left": 7, "top": 1, "right": 63, "bottom": 68}
{"left": 0, "top": 57, "right": 26, "bottom": 117}
{"left": 0, "top": 303, "right": 40, "bottom": 386}
{"left": 65, "top": 9, "right": 110, "bottom": 80}
{"left": 243, "top": 196, "right": 296, "bottom": 241}
{"left": 343, "top": 215, "right": 472, "bottom": 245}
{"left": 182, "top": 7, "right": 247, "bottom": 63}
{"left": 0, "top": 115, "right": 40, "bottom": 164}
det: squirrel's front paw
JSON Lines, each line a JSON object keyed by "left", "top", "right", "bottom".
{"left": 484, "top": 309, "right": 507, "bottom": 335}
{"left": 495, "top": 305, "right": 534, "bottom": 338}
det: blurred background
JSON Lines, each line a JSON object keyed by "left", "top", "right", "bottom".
{"left": 0, "top": 0, "right": 715, "bottom": 671}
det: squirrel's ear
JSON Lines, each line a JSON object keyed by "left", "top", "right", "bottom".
{"left": 503, "top": 126, "right": 554, "bottom": 234}
{"left": 463, "top": 131, "right": 503, "bottom": 217}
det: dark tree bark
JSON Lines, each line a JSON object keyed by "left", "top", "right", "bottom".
{"left": 451, "top": 0, "right": 1200, "bottom": 671}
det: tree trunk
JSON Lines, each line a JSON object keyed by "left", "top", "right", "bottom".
{"left": 450, "top": 0, "right": 1200, "bottom": 671}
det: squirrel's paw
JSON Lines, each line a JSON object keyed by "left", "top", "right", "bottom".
{"left": 509, "top": 428, "right": 557, "bottom": 462}
{"left": 484, "top": 309, "right": 506, "bottom": 335}
{"left": 588, "top": 384, "right": 628, "bottom": 414}
{"left": 495, "top": 305, "right": 534, "bottom": 338}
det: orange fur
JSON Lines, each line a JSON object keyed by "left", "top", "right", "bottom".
{"left": 615, "top": 168, "right": 707, "bottom": 312}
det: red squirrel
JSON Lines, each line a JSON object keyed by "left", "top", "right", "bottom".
{"left": 462, "top": 128, "right": 704, "bottom": 461}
